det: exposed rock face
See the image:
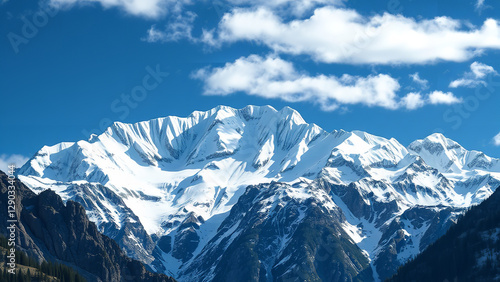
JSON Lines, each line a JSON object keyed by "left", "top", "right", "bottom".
{"left": 172, "top": 213, "right": 204, "bottom": 262}
{"left": 318, "top": 178, "right": 463, "bottom": 279}
{"left": 181, "top": 182, "right": 371, "bottom": 282}
{"left": 15, "top": 106, "right": 500, "bottom": 281}
{"left": 388, "top": 186, "right": 500, "bottom": 282}
{"left": 0, "top": 171, "right": 176, "bottom": 282}
{"left": 69, "top": 182, "right": 164, "bottom": 272}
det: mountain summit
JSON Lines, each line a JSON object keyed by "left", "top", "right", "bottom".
{"left": 18, "top": 105, "right": 500, "bottom": 280}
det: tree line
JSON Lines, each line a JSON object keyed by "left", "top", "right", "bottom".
{"left": 0, "top": 235, "right": 87, "bottom": 282}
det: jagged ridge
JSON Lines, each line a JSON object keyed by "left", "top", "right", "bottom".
{"left": 17, "top": 105, "right": 500, "bottom": 281}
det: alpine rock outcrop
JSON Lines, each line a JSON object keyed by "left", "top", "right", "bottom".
{"left": 17, "top": 105, "right": 500, "bottom": 281}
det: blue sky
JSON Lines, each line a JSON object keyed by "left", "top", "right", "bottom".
{"left": 1, "top": 0, "right": 500, "bottom": 170}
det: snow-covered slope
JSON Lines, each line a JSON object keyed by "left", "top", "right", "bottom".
{"left": 17, "top": 105, "right": 500, "bottom": 280}
{"left": 409, "top": 133, "right": 500, "bottom": 174}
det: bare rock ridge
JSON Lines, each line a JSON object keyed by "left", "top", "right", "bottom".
{"left": 388, "top": 185, "right": 500, "bottom": 282}
{"left": 0, "top": 171, "right": 176, "bottom": 282}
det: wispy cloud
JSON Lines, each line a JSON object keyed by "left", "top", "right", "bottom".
{"left": 204, "top": 6, "right": 500, "bottom": 65}
{"left": 224, "top": 0, "right": 343, "bottom": 16}
{"left": 193, "top": 55, "right": 462, "bottom": 111}
{"left": 49, "top": 0, "right": 192, "bottom": 18}
{"left": 143, "top": 12, "right": 197, "bottom": 42}
{"left": 475, "top": 0, "right": 486, "bottom": 11}
{"left": 449, "top": 62, "right": 498, "bottom": 88}
{"left": 409, "top": 72, "right": 429, "bottom": 90}
{"left": 494, "top": 132, "right": 500, "bottom": 146}
{"left": 47, "top": 0, "right": 339, "bottom": 20}
{"left": 0, "top": 154, "right": 28, "bottom": 173}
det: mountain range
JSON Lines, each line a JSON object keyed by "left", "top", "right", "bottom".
{"left": 16, "top": 105, "right": 500, "bottom": 281}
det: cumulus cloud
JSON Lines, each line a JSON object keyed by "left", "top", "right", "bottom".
{"left": 400, "top": 91, "right": 462, "bottom": 110}
{"left": 47, "top": 0, "right": 500, "bottom": 68}
{"left": 0, "top": 154, "right": 28, "bottom": 173}
{"left": 192, "top": 55, "right": 462, "bottom": 111}
{"left": 193, "top": 55, "right": 401, "bottom": 111}
{"left": 470, "top": 61, "right": 497, "bottom": 78}
{"left": 494, "top": 132, "right": 500, "bottom": 146}
{"left": 205, "top": 6, "right": 500, "bottom": 64}
{"left": 400, "top": 92, "right": 425, "bottom": 110}
{"left": 428, "top": 91, "right": 462, "bottom": 105}
{"left": 449, "top": 62, "right": 498, "bottom": 88}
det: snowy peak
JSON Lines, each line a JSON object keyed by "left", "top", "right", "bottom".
{"left": 16, "top": 105, "right": 500, "bottom": 281}
{"left": 408, "top": 133, "right": 465, "bottom": 173}
{"left": 21, "top": 105, "right": 315, "bottom": 179}
{"left": 409, "top": 133, "right": 500, "bottom": 173}
{"left": 18, "top": 105, "right": 334, "bottom": 226}
{"left": 409, "top": 133, "right": 462, "bottom": 155}
{"left": 102, "top": 105, "right": 312, "bottom": 165}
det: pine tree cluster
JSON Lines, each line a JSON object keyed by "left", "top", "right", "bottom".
{"left": 0, "top": 235, "right": 86, "bottom": 282}
{"left": 388, "top": 186, "right": 500, "bottom": 282}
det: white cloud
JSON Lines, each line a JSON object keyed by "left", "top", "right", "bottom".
{"left": 409, "top": 72, "right": 429, "bottom": 90}
{"left": 49, "top": 0, "right": 342, "bottom": 18}
{"left": 428, "top": 91, "right": 462, "bottom": 105}
{"left": 193, "top": 55, "right": 401, "bottom": 111}
{"left": 476, "top": 0, "right": 485, "bottom": 10}
{"left": 205, "top": 6, "right": 500, "bottom": 64}
{"left": 225, "top": 0, "right": 342, "bottom": 16}
{"left": 0, "top": 154, "right": 28, "bottom": 173}
{"left": 449, "top": 61, "right": 497, "bottom": 88}
{"left": 493, "top": 132, "right": 500, "bottom": 146}
{"left": 449, "top": 79, "right": 476, "bottom": 88}
{"left": 401, "top": 92, "right": 425, "bottom": 110}
{"left": 449, "top": 78, "right": 481, "bottom": 88}
{"left": 470, "top": 61, "right": 496, "bottom": 78}
{"left": 400, "top": 90, "right": 462, "bottom": 109}
{"left": 143, "top": 12, "right": 196, "bottom": 42}
{"left": 193, "top": 54, "right": 461, "bottom": 111}
{"left": 49, "top": 0, "right": 191, "bottom": 18}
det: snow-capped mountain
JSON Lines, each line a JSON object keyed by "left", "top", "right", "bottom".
{"left": 17, "top": 105, "right": 500, "bottom": 281}
{"left": 388, "top": 177, "right": 500, "bottom": 282}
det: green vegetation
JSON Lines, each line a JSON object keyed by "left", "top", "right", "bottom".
{"left": 0, "top": 235, "right": 87, "bottom": 282}
{"left": 388, "top": 186, "right": 500, "bottom": 282}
